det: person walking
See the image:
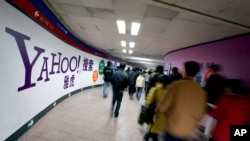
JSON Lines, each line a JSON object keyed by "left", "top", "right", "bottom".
{"left": 110, "top": 63, "right": 128, "bottom": 118}
{"left": 103, "top": 61, "right": 113, "bottom": 98}
{"left": 156, "top": 61, "right": 207, "bottom": 141}
{"left": 204, "top": 64, "right": 224, "bottom": 105}
{"left": 169, "top": 67, "right": 183, "bottom": 82}
{"left": 144, "top": 74, "right": 172, "bottom": 141}
{"left": 135, "top": 72, "right": 145, "bottom": 101}
{"left": 128, "top": 67, "right": 139, "bottom": 99}
{"left": 144, "top": 71, "right": 152, "bottom": 94}
{"left": 145, "top": 65, "right": 164, "bottom": 99}
{"left": 209, "top": 79, "right": 250, "bottom": 141}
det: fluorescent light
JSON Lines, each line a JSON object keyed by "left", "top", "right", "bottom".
{"left": 129, "top": 42, "right": 135, "bottom": 48}
{"left": 121, "top": 40, "right": 126, "bottom": 47}
{"left": 130, "top": 57, "right": 153, "bottom": 61}
{"left": 122, "top": 49, "right": 127, "bottom": 53}
{"left": 117, "top": 20, "right": 126, "bottom": 34}
{"left": 131, "top": 22, "right": 141, "bottom": 36}
{"left": 128, "top": 50, "right": 133, "bottom": 54}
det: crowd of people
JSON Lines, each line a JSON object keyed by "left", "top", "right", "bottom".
{"left": 102, "top": 60, "right": 250, "bottom": 141}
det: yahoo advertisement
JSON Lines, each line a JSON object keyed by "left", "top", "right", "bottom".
{"left": 0, "top": 1, "right": 114, "bottom": 140}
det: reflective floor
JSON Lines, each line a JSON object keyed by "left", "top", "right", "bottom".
{"left": 18, "top": 87, "right": 148, "bottom": 141}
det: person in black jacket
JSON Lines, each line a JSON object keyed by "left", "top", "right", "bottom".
{"left": 128, "top": 67, "right": 139, "bottom": 99}
{"left": 204, "top": 64, "right": 224, "bottom": 104}
{"left": 103, "top": 61, "right": 113, "bottom": 98}
{"left": 145, "top": 65, "right": 164, "bottom": 99}
{"left": 169, "top": 67, "right": 183, "bottom": 82}
{"left": 111, "top": 63, "right": 128, "bottom": 118}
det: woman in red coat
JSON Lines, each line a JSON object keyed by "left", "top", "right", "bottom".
{"left": 210, "top": 79, "right": 250, "bottom": 141}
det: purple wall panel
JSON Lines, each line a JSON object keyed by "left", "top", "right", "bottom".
{"left": 164, "top": 34, "right": 250, "bottom": 87}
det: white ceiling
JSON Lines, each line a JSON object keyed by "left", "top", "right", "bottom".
{"left": 46, "top": 0, "right": 250, "bottom": 69}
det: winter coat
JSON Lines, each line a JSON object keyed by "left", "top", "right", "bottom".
{"left": 136, "top": 75, "right": 145, "bottom": 88}
{"left": 145, "top": 83, "right": 168, "bottom": 133}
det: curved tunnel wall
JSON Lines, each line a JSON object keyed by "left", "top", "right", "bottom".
{"left": 0, "top": 1, "right": 124, "bottom": 140}
{"left": 164, "top": 33, "right": 250, "bottom": 88}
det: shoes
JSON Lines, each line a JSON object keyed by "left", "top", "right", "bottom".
{"left": 129, "top": 95, "right": 133, "bottom": 100}
{"left": 114, "top": 112, "right": 119, "bottom": 118}
{"left": 110, "top": 107, "right": 114, "bottom": 117}
{"left": 103, "top": 95, "right": 107, "bottom": 98}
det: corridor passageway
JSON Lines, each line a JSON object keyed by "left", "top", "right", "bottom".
{"left": 17, "top": 87, "right": 146, "bottom": 141}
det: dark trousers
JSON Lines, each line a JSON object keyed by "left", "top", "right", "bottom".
{"left": 128, "top": 84, "right": 136, "bottom": 96}
{"left": 144, "top": 132, "right": 158, "bottom": 141}
{"left": 145, "top": 81, "right": 149, "bottom": 92}
{"left": 111, "top": 89, "right": 124, "bottom": 117}
{"left": 162, "top": 131, "right": 187, "bottom": 141}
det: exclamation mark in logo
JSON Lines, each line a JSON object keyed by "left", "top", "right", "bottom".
{"left": 77, "top": 55, "right": 81, "bottom": 74}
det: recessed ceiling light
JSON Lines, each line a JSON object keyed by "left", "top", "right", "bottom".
{"left": 131, "top": 22, "right": 141, "bottom": 36}
{"left": 117, "top": 20, "right": 126, "bottom": 34}
{"left": 121, "top": 40, "right": 126, "bottom": 47}
{"left": 129, "top": 42, "right": 135, "bottom": 48}
{"left": 128, "top": 50, "right": 133, "bottom": 54}
{"left": 122, "top": 49, "right": 127, "bottom": 53}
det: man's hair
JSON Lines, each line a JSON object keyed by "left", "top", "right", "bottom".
{"left": 155, "top": 65, "right": 164, "bottom": 74}
{"left": 107, "top": 61, "right": 112, "bottom": 66}
{"left": 155, "top": 74, "right": 172, "bottom": 87}
{"left": 119, "top": 63, "right": 126, "bottom": 70}
{"left": 172, "top": 67, "right": 178, "bottom": 73}
{"left": 210, "top": 64, "right": 220, "bottom": 72}
{"left": 184, "top": 61, "right": 200, "bottom": 77}
{"left": 133, "top": 67, "right": 137, "bottom": 71}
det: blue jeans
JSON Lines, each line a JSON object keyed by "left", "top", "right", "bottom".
{"left": 136, "top": 87, "right": 143, "bottom": 100}
{"left": 103, "top": 81, "right": 112, "bottom": 97}
{"left": 162, "top": 132, "right": 187, "bottom": 141}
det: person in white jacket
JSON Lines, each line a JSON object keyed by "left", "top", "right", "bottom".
{"left": 135, "top": 72, "right": 145, "bottom": 101}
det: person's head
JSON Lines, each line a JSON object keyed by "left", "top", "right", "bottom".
{"left": 148, "top": 71, "right": 152, "bottom": 75}
{"left": 133, "top": 67, "right": 137, "bottom": 72}
{"left": 119, "top": 63, "right": 126, "bottom": 70}
{"left": 184, "top": 61, "right": 200, "bottom": 77}
{"left": 155, "top": 74, "right": 172, "bottom": 87}
{"left": 155, "top": 65, "right": 164, "bottom": 74}
{"left": 210, "top": 64, "right": 221, "bottom": 72}
{"left": 172, "top": 67, "right": 178, "bottom": 73}
{"left": 107, "top": 61, "right": 112, "bottom": 66}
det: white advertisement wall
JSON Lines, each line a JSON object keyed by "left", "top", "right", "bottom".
{"left": 0, "top": 1, "right": 110, "bottom": 140}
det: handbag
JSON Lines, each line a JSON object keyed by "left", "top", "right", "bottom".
{"left": 138, "top": 100, "right": 156, "bottom": 125}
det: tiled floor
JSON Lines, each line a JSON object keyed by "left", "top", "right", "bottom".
{"left": 18, "top": 87, "right": 148, "bottom": 141}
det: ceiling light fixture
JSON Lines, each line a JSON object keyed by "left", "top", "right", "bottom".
{"left": 131, "top": 22, "right": 141, "bottom": 36}
{"left": 129, "top": 42, "right": 135, "bottom": 48}
{"left": 122, "top": 49, "right": 127, "bottom": 53}
{"left": 130, "top": 57, "right": 153, "bottom": 61}
{"left": 128, "top": 50, "right": 133, "bottom": 54}
{"left": 121, "top": 40, "right": 126, "bottom": 47}
{"left": 117, "top": 20, "right": 126, "bottom": 34}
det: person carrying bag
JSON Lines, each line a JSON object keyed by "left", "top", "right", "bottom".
{"left": 138, "top": 75, "right": 172, "bottom": 141}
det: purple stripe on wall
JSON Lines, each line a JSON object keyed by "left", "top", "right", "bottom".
{"left": 164, "top": 34, "right": 250, "bottom": 88}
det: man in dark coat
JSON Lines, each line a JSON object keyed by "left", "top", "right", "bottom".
{"left": 110, "top": 63, "right": 128, "bottom": 118}
{"left": 128, "top": 67, "right": 139, "bottom": 99}
{"left": 103, "top": 61, "right": 113, "bottom": 98}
